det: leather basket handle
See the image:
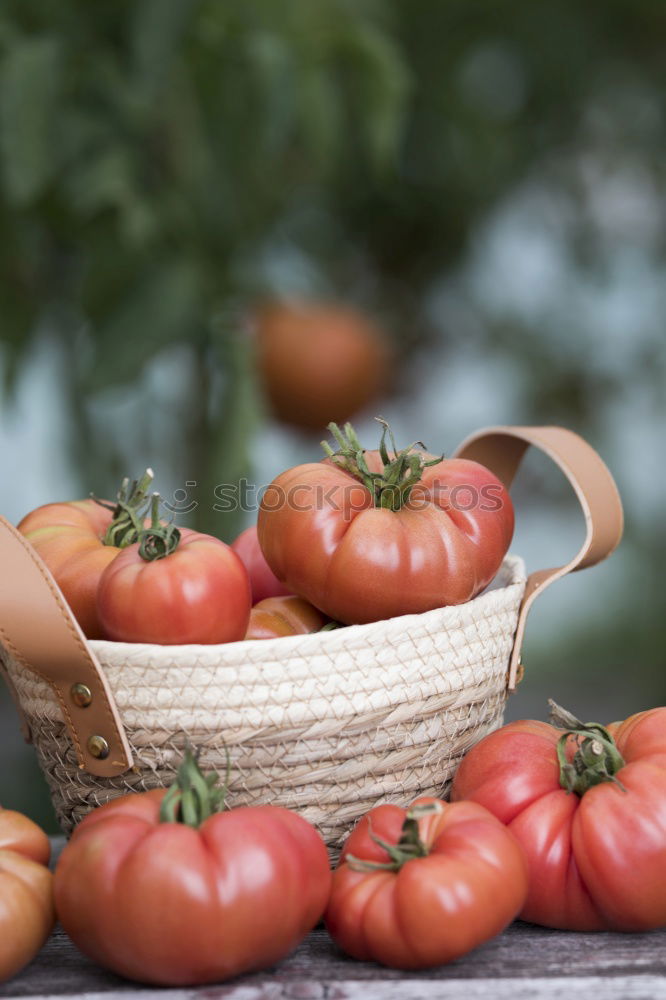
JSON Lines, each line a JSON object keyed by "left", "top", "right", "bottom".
{"left": 0, "top": 514, "right": 133, "bottom": 776}
{"left": 454, "top": 425, "right": 624, "bottom": 691}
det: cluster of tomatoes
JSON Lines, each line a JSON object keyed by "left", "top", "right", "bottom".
{"left": 8, "top": 418, "right": 665, "bottom": 983}
{"left": 17, "top": 419, "right": 516, "bottom": 645}
{"left": 4, "top": 701, "right": 666, "bottom": 985}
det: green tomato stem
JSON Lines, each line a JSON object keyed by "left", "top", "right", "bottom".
{"left": 137, "top": 493, "right": 181, "bottom": 561}
{"left": 549, "top": 699, "right": 627, "bottom": 796}
{"left": 95, "top": 468, "right": 155, "bottom": 548}
{"left": 159, "top": 746, "right": 231, "bottom": 827}
{"left": 321, "top": 417, "right": 442, "bottom": 512}
{"left": 346, "top": 801, "right": 443, "bottom": 873}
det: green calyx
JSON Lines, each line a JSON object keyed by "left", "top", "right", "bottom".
{"left": 137, "top": 493, "right": 181, "bottom": 561}
{"left": 321, "top": 417, "right": 442, "bottom": 512}
{"left": 94, "top": 469, "right": 156, "bottom": 548}
{"left": 159, "top": 746, "right": 230, "bottom": 827}
{"left": 549, "top": 699, "right": 626, "bottom": 797}
{"left": 346, "top": 801, "right": 443, "bottom": 873}
{"left": 95, "top": 471, "right": 180, "bottom": 559}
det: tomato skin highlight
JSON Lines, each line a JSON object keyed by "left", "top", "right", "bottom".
{"left": 451, "top": 707, "right": 666, "bottom": 931}
{"left": 325, "top": 797, "right": 527, "bottom": 969}
{"left": 245, "top": 595, "right": 328, "bottom": 639}
{"left": 0, "top": 809, "right": 54, "bottom": 983}
{"left": 54, "top": 791, "right": 332, "bottom": 986}
{"left": 231, "top": 525, "right": 291, "bottom": 603}
{"left": 18, "top": 499, "right": 118, "bottom": 638}
{"left": 258, "top": 452, "right": 514, "bottom": 624}
{"left": 97, "top": 528, "right": 251, "bottom": 645}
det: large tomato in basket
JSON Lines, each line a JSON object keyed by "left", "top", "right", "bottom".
{"left": 451, "top": 701, "right": 666, "bottom": 931}
{"left": 258, "top": 419, "right": 514, "bottom": 624}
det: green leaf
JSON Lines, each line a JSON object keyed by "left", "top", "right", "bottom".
{"left": 131, "top": 0, "right": 198, "bottom": 98}
{"left": 87, "top": 259, "right": 203, "bottom": 390}
{"left": 245, "top": 33, "right": 295, "bottom": 155}
{"left": 345, "top": 24, "right": 411, "bottom": 170}
{"left": 297, "top": 63, "right": 343, "bottom": 169}
{"left": 0, "top": 36, "right": 62, "bottom": 205}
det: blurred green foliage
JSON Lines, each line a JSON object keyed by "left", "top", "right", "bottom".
{"left": 2, "top": 0, "right": 665, "bottom": 536}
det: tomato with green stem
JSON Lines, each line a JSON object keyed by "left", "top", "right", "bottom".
{"left": 325, "top": 797, "right": 527, "bottom": 969}
{"left": 451, "top": 701, "right": 666, "bottom": 931}
{"left": 258, "top": 418, "right": 514, "bottom": 624}
{"left": 54, "top": 749, "right": 332, "bottom": 986}
{"left": 97, "top": 494, "right": 251, "bottom": 644}
{"left": 18, "top": 470, "right": 155, "bottom": 638}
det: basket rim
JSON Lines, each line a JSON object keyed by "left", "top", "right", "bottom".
{"left": 89, "top": 553, "right": 527, "bottom": 663}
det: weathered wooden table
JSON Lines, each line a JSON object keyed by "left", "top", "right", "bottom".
{"left": 5, "top": 841, "right": 666, "bottom": 1000}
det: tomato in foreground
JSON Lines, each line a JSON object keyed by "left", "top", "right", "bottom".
{"left": 451, "top": 701, "right": 666, "bottom": 931}
{"left": 0, "top": 808, "right": 54, "bottom": 983}
{"left": 258, "top": 419, "right": 514, "bottom": 624}
{"left": 97, "top": 500, "right": 251, "bottom": 644}
{"left": 18, "top": 471, "right": 155, "bottom": 638}
{"left": 255, "top": 300, "right": 389, "bottom": 431}
{"left": 54, "top": 750, "right": 332, "bottom": 986}
{"left": 325, "top": 797, "right": 527, "bottom": 968}
{"left": 231, "top": 525, "right": 290, "bottom": 603}
{"left": 245, "top": 595, "right": 329, "bottom": 639}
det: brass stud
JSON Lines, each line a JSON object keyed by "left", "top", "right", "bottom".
{"left": 87, "top": 735, "right": 110, "bottom": 760}
{"left": 71, "top": 683, "right": 92, "bottom": 708}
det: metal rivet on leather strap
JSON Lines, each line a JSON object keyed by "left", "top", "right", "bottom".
{"left": 71, "top": 683, "right": 93, "bottom": 708}
{"left": 87, "top": 735, "right": 110, "bottom": 760}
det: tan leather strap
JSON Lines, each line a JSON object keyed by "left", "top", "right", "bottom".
{"left": 0, "top": 515, "right": 133, "bottom": 776}
{"left": 454, "top": 425, "right": 624, "bottom": 691}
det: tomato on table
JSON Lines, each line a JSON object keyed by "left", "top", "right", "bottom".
{"left": 54, "top": 750, "right": 332, "bottom": 986}
{"left": 258, "top": 419, "right": 514, "bottom": 624}
{"left": 0, "top": 808, "right": 54, "bottom": 983}
{"left": 451, "top": 701, "right": 666, "bottom": 931}
{"left": 97, "top": 499, "right": 251, "bottom": 645}
{"left": 325, "top": 797, "right": 527, "bottom": 968}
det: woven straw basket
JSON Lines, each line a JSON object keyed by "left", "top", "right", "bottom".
{"left": 0, "top": 426, "right": 623, "bottom": 853}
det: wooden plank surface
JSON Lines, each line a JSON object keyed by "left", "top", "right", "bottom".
{"left": 4, "top": 841, "right": 665, "bottom": 1000}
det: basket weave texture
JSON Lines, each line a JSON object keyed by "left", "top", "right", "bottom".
{"left": 3, "top": 555, "right": 526, "bottom": 852}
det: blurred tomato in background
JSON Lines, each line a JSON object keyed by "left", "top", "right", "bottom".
{"left": 254, "top": 301, "right": 390, "bottom": 431}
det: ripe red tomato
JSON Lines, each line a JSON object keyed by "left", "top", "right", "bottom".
{"left": 258, "top": 421, "right": 514, "bottom": 624}
{"left": 245, "top": 596, "right": 329, "bottom": 639}
{"left": 231, "top": 525, "right": 290, "bottom": 603}
{"left": 451, "top": 702, "right": 666, "bottom": 931}
{"left": 325, "top": 797, "right": 527, "bottom": 968}
{"left": 97, "top": 526, "right": 251, "bottom": 644}
{"left": 18, "top": 471, "right": 155, "bottom": 638}
{"left": 0, "top": 809, "right": 54, "bottom": 983}
{"left": 255, "top": 301, "right": 390, "bottom": 431}
{"left": 54, "top": 751, "right": 332, "bottom": 986}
